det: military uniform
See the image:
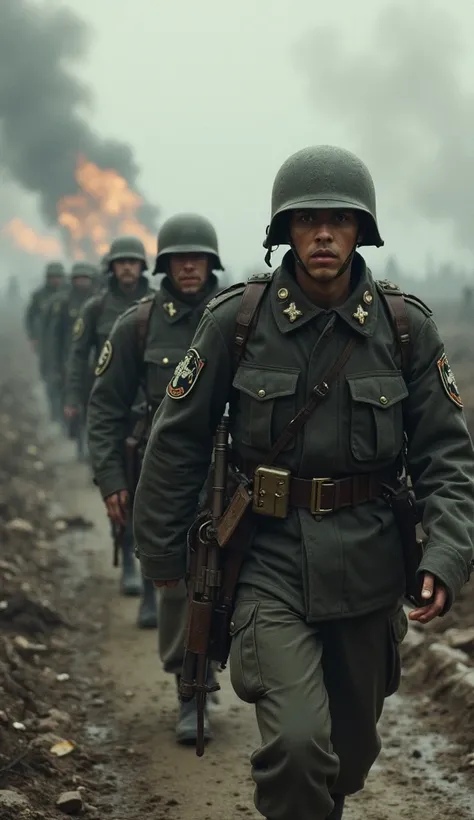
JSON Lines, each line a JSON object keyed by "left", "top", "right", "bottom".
{"left": 87, "top": 214, "right": 224, "bottom": 741}
{"left": 134, "top": 147, "right": 474, "bottom": 820}
{"left": 25, "top": 262, "right": 67, "bottom": 421}
{"left": 65, "top": 236, "right": 153, "bottom": 608}
{"left": 25, "top": 261, "right": 66, "bottom": 354}
{"left": 48, "top": 262, "right": 97, "bottom": 455}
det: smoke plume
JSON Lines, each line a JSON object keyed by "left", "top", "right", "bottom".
{"left": 295, "top": 2, "right": 474, "bottom": 256}
{"left": 0, "top": 0, "right": 158, "bottom": 252}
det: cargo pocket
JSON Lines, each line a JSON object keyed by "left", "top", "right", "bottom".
{"left": 229, "top": 601, "right": 266, "bottom": 703}
{"left": 144, "top": 347, "right": 186, "bottom": 406}
{"left": 385, "top": 605, "right": 408, "bottom": 697}
{"left": 232, "top": 365, "right": 299, "bottom": 451}
{"left": 347, "top": 372, "right": 408, "bottom": 463}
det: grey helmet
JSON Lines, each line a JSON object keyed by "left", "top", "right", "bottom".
{"left": 264, "top": 145, "right": 383, "bottom": 258}
{"left": 153, "top": 213, "right": 224, "bottom": 275}
{"left": 108, "top": 236, "right": 148, "bottom": 271}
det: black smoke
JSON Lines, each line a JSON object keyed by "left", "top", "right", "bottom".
{"left": 295, "top": 2, "right": 474, "bottom": 256}
{"left": 0, "top": 0, "right": 158, "bottom": 257}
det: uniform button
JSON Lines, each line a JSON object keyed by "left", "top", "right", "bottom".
{"left": 230, "top": 621, "right": 235, "bottom": 630}
{"left": 258, "top": 389, "right": 266, "bottom": 398}
{"left": 363, "top": 290, "right": 373, "bottom": 305}
{"left": 162, "top": 357, "right": 169, "bottom": 364}
{"left": 379, "top": 396, "right": 388, "bottom": 405}
{"left": 277, "top": 288, "right": 289, "bottom": 301}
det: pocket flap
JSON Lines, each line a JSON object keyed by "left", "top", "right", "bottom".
{"left": 229, "top": 601, "right": 259, "bottom": 636}
{"left": 347, "top": 372, "right": 408, "bottom": 409}
{"left": 233, "top": 365, "right": 299, "bottom": 401}
{"left": 144, "top": 347, "right": 185, "bottom": 367}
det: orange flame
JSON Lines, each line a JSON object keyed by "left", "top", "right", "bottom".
{"left": 1, "top": 218, "right": 62, "bottom": 257}
{"left": 57, "top": 156, "right": 156, "bottom": 258}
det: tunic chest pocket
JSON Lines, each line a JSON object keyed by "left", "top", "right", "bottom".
{"left": 144, "top": 347, "right": 186, "bottom": 404}
{"left": 232, "top": 365, "right": 300, "bottom": 452}
{"left": 347, "top": 372, "right": 408, "bottom": 463}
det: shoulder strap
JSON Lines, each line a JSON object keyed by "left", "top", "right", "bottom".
{"left": 136, "top": 298, "right": 154, "bottom": 356}
{"left": 376, "top": 281, "right": 412, "bottom": 378}
{"left": 266, "top": 336, "right": 357, "bottom": 463}
{"left": 233, "top": 280, "right": 269, "bottom": 368}
{"left": 89, "top": 291, "right": 108, "bottom": 336}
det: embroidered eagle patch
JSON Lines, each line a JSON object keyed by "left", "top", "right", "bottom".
{"left": 95, "top": 341, "right": 113, "bottom": 377}
{"left": 72, "top": 317, "right": 84, "bottom": 341}
{"left": 167, "top": 348, "right": 205, "bottom": 400}
{"left": 437, "top": 353, "right": 463, "bottom": 408}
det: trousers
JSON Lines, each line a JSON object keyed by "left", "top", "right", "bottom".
{"left": 229, "top": 590, "right": 407, "bottom": 820}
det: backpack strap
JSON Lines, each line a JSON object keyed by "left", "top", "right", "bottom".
{"left": 136, "top": 297, "right": 154, "bottom": 356}
{"left": 89, "top": 291, "right": 108, "bottom": 345}
{"left": 233, "top": 273, "right": 272, "bottom": 368}
{"left": 376, "top": 280, "right": 412, "bottom": 379}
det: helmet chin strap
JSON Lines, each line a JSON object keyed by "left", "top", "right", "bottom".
{"left": 290, "top": 238, "right": 359, "bottom": 283}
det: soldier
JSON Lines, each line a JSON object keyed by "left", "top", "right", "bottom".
{"left": 25, "top": 261, "right": 66, "bottom": 354}
{"left": 48, "top": 261, "right": 97, "bottom": 457}
{"left": 87, "top": 213, "right": 224, "bottom": 740}
{"left": 133, "top": 146, "right": 474, "bottom": 820}
{"left": 64, "top": 236, "right": 153, "bottom": 608}
{"left": 25, "top": 261, "right": 67, "bottom": 421}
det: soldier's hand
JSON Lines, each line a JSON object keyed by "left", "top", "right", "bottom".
{"left": 64, "top": 405, "right": 78, "bottom": 419}
{"left": 153, "top": 580, "right": 180, "bottom": 589}
{"left": 105, "top": 490, "right": 129, "bottom": 527}
{"left": 408, "top": 573, "right": 448, "bottom": 624}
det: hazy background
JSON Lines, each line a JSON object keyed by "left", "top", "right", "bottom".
{"left": 1, "top": 0, "right": 474, "bottom": 294}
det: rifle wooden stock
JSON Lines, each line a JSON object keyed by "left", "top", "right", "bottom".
{"left": 179, "top": 417, "right": 229, "bottom": 757}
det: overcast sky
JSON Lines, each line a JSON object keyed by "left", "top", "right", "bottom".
{"left": 3, "top": 0, "right": 474, "bottom": 281}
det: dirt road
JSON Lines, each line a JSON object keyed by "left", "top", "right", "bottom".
{"left": 49, "top": 433, "right": 473, "bottom": 820}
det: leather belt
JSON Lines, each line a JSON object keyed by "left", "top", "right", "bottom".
{"left": 232, "top": 455, "right": 397, "bottom": 516}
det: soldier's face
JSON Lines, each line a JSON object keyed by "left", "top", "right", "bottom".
{"left": 73, "top": 276, "right": 92, "bottom": 290}
{"left": 289, "top": 209, "right": 360, "bottom": 282}
{"left": 113, "top": 259, "right": 142, "bottom": 287}
{"left": 169, "top": 254, "right": 209, "bottom": 294}
{"left": 47, "top": 275, "right": 64, "bottom": 289}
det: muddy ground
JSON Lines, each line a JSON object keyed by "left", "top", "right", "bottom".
{"left": 0, "top": 319, "right": 473, "bottom": 820}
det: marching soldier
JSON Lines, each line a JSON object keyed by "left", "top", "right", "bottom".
{"left": 133, "top": 146, "right": 474, "bottom": 819}
{"left": 87, "top": 213, "right": 224, "bottom": 741}
{"left": 25, "top": 261, "right": 67, "bottom": 421}
{"left": 65, "top": 236, "right": 153, "bottom": 615}
{"left": 25, "top": 261, "right": 66, "bottom": 351}
{"left": 48, "top": 261, "right": 97, "bottom": 457}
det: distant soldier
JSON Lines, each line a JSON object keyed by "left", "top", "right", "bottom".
{"left": 25, "top": 261, "right": 67, "bottom": 421}
{"left": 25, "top": 261, "right": 66, "bottom": 353}
{"left": 460, "top": 285, "right": 473, "bottom": 321}
{"left": 64, "top": 236, "right": 154, "bottom": 617}
{"left": 47, "top": 261, "right": 97, "bottom": 457}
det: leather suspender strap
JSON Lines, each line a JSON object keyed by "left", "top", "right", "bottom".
{"left": 378, "top": 287, "right": 412, "bottom": 378}
{"left": 136, "top": 299, "right": 153, "bottom": 356}
{"left": 233, "top": 282, "right": 268, "bottom": 368}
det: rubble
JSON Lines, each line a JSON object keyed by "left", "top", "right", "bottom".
{"left": 0, "top": 341, "right": 103, "bottom": 817}
{"left": 56, "top": 790, "right": 84, "bottom": 815}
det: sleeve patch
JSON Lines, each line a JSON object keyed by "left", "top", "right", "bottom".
{"left": 72, "top": 317, "right": 84, "bottom": 341}
{"left": 166, "top": 348, "right": 205, "bottom": 400}
{"left": 437, "top": 353, "right": 463, "bottom": 408}
{"left": 95, "top": 340, "right": 113, "bottom": 377}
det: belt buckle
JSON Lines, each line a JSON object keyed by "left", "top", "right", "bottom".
{"left": 253, "top": 466, "right": 291, "bottom": 518}
{"left": 310, "top": 478, "right": 335, "bottom": 516}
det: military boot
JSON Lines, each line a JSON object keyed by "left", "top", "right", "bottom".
{"left": 136, "top": 576, "right": 158, "bottom": 628}
{"left": 327, "top": 795, "right": 345, "bottom": 820}
{"left": 120, "top": 540, "right": 142, "bottom": 596}
{"left": 175, "top": 697, "right": 211, "bottom": 746}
